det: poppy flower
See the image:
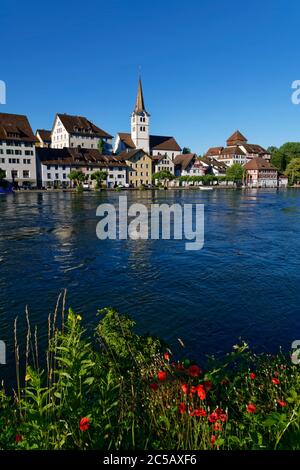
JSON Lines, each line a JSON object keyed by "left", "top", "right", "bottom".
{"left": 246, "top": 404, "right": 256, "bottom": 414}
{"left": 219, "top": 413, "right": 228, "bottom": 422}
{"left": 277, "top": 400, "right": 287, "bottom": 407}
{"left": 197, "top": 384, "right": 206, "bottom": 400}
{"left": 188, "top": 364, "right": 202, "bottom": 377}
{"left": 208, "top": 412, "right": 218, "bottom": 423}
{"left": 163, "top": 352, "right": 170, "bottom": 361}
{"left": 181, "top": 383, "right": 189, "bottom": 394}
{"left": 272, "top": 378, "right": 280, "bottom": 385}
{"left": 178, "top": 402, "right": 186, "bottom": 414}
{"left": 193, "top": 407, "right": 206, "bottom": 417}
{"left": 215, "top": 407, "right": 224, "bottom": 417}
{"left": 204, "top": 380, "right": 213, "bottom": 391}
{"left": 157, "top": 370, "right": 167, "bottom": 381}
{"left": 190, "top": 385, "right": 197, "bottom": 394}
{"left": 213, "top": 422, "right": 222, "bottom": 431}
{"left": 250, "top": 372, "right": 256, "bottom": 380}
{"left": 211, "top": 435, "right": 216, "bottom": 446}
{"left": 15, "top": 434, "right": 23, "bottom": 443}
{"left": 79, "top": 417, "right": 90, "bottom": 431}
{"left": 150, "top": 382, "right": 158, "bottom": 391}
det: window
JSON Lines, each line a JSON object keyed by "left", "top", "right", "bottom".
{"left": 11, "top": 170, "right": 18, "bottom": 178}
{"left": 55, "top": 165, "right": 58, "bottom": 170}
{"left": 47, "top": 165, "right": 51, "bottom": 170}
{"left": 55, "top": 173, "right": 59, "bottom": 179}
{"left": 15, "top": 150, "right": 22, "bottom": 155}
{"left": 63, "top": 174, "right": 66, "bottom": 179}
{"left": 23, "top": 170, "right": 30, "bottom": 178}
{"left": 7, "top": 149, "right": 13, "bottom": 155}
{"left": 0, "top": 149, "right": 3, "bottom": 154}
{"left": 0, "top": 158, "right": 4, "bottom": 163}
{"left": 47, "top": 173, "right": 51, "bottom": 179}
{"left": 25, "top": 150, "right": 33, "bottom": 156}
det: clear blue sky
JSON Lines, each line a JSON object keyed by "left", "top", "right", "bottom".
{"left": 1, "top": 0, "right": 300, "bottom": 154}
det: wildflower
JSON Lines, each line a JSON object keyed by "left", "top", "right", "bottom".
{"left": 181, "top": 383, "right": 189, "bottom": 394}
{"left": 178, "top": 402, "right": 186, "bottom": 414}
{"left": 211, "top": 435, "right": 216, "bottom": 446}
{"left": 157, "top": 370, "right": 167, "bottom": 381}
{"left": 197, "top": 384, "right": 206, "bottom": 400}
{"left": 208, "top": 412, "right": 218, "bottom": 423}
{"left": 277, "top": 400, "right": 287, "bottom": 407}
{"left": 15, "top": 434, "right": 23, "bottom": 443}
{"left": 213, "top": 422, "right": 222, "bottom": 431}
{"left": 79, "top": 417, "right": 90, "bottom": 432}
{"left": 219, "top": 413, "right": 228, "bottom": 422}
{"left": 163, "top": 352, "right": 170, "bottom": 361}
{"left": 25, "top": 372, "right": 31, "bottom": 382}
{"left": 246, "top": 404, "right": 256, "bottom": 413}
{"left": 250, "top": 372, "right": 256, "bottom": 380}
{"left": 204, "top": 380, "right": 213, "bottom": 391}
{"left": 215, "top": 407, "right": 224, "bottom": 417}
{"left": 272, "top": 378, "right": 280, "bottom": 385}
{"left": 188, "top": 364, "right": 202, "bottom": 377}
{"left": 190, "top": 385, "right": 197, "bottom": 394}
{"left": 150, "top": 382, "right": 158, "bottom": 391}
{"left": 76, "top": 315, "right": 82, "bottom": 321}
{"left": 193, "top": 407, "right": 206, "bottom": 417}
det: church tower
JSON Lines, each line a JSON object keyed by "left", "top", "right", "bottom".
{"left": 131, "top": 77, "right": 150, "bottom": 153}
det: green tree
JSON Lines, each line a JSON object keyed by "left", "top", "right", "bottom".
{"left": 226, "top": 163, "right": 244, "bottom": 185}
{"left": 152, "top": 170, "right": 175, "bottom": 187}
{"left": 0, "top": 168, "right": 6, "bottom": 180}
{"left": 91, "top": 170, "right": 108, "bottom": 189}
{"left": 182, "top": 147, "right": 191, "bottom": 154}
{"left": 68, "top": 170, "right": 86, "bottom": 189}
{"left": 285, "top": 157, "right": 300, "bottom": 185}
{"left": 97, "top": 139, "right": 105, "bottom": 154}
{"left": 271, "top": 142, "right": 300, "bottom": 171}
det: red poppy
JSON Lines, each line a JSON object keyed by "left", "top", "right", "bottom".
{"left": 197, "top": 384, "right": 206, "bottom": 400}
{"left": 213, "top": 422, "right": 222, "bottom": 431}
{"left": 190, "top": 385, "right": 197, "bottom": 394}
{"left": 15, "top": 434, "right": 23, "bottom": 443}
{"left": 250, "top": 372, "right": 256, "bottom": 380}
{"left": 246, "top": 404, "right": 256, "bottom": 414}
{"left": 181, "top": 383, "right": 189, "bottom": 394}
{"left": 176, "top": 363, "right": 185, "bottom": 371}
{"left": 272, "top": 378, "right": 280, "bottom": 385}
{"left": 277, "top": 400, "right": 287, "bottom": 407}
{"left": 157, "top": 370, "right": 167, "bottom": 381}
{"left": 193, "top": 407, "right": 206, "bottom": 417}
{"left": 79, "top": 417, "right": 90, "bottom": 431}
{"left": 150, "top": 382, "right": 158, "bottom": 391}
{"left": 211, "top": 435, "right": 216, "bottom": 446}
{"left": 178, "top": 402, "right": 186, "bottom": 414}
{"left": 208, "top": 412, "right": 218, "bottom": 423}
{"left": 163, "top": 352, "right": 170, "bottom": 361}
{"left": 188, "top": 364, "right": 202, "bottom": 377}
{"left": 219, "top": 413, "right": 228, "bottom": 422}
{"left": 204, "top": 380, "right": 213, "bottom": 391}
{"left": 215, "top": 407, "right": 224, "bottom": 417}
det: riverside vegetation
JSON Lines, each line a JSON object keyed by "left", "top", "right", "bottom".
{"left": 0, "top": 295, "right": 299, "bottom": 450}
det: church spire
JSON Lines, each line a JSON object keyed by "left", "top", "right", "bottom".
{"left": 134, "top": 77, "right": 147, "bottom": 114}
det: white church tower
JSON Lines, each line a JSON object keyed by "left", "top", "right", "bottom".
{"left": 131, "top": 77, "right": 150, "bottom": 153}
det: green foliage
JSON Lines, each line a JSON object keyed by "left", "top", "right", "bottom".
{"left": 182, "top": 147, "right": 191, "bottom": 154}
{"left": 68, "top": 170, "right": 86, "bottom": 188}
{"left": 0, "top": 168, "right": 6, "bottom": 180}
{"left": 270, "top": 142, "right": 300, "bottom": 171}
{"left": 152, "top": 170, "right": 175, "bottom": 185}
{"left": 97, "top": 139, "right": 105, "bottom": 154}
{"left": 91, "top": 170, "right": 108, "bottom": 189}
{"left": 226, "top": 163, "right": 244, "bottom": 183}
{"left": 285, "top": 157, "right": 300, "bottom": 184}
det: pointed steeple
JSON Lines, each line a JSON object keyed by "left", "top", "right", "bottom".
{"left": 134, "top": 77, "right": 147, "bottom": 114}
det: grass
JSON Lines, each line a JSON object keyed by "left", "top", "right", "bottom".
{"left": 0, "top": 294, "right": 299, "bottom": 450}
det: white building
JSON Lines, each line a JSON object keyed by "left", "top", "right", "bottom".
{"left": 114, "top": 78, "right": 181, "bottom": 160}
{"left": 152, "top": 153, "right": 175, "bottom": 175}
{"left": 174, "top": 153, "right": 206, "bottom": 177}
{"left": 0, "top": 112, "right": 37, "bottom": 186}
{"left": 51, "top": 113, "right": 113, "bottom": 152}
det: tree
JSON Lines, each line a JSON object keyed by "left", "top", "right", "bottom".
{"left": 0, "top": 168, "right": 5, "bottom": 181}
{"left": 182, "top": 147, "right": 191, "bottom": 154}
{"left": 226, "top": 163, "right": 244, "bottom": 184}
{"left": 91, "top": 170, "right": 108, "bottom": 189}
{"left": 68, "top": 170, "right": 86, "bottom": 189}
{"left": 270, "top": 142, "right": 300, "bottom": 171}
{"left": 98, "top": 139, "right": 105, "bottom": 154}
{"left": 285, "top": 157, "right": 300, "bottom": 185}
{"left": 152, "top": 170, "right": 175, "bottom": 187}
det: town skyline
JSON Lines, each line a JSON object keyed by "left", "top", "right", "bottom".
{"left": 1, "top": 0, "right": 300, "bottom": 154}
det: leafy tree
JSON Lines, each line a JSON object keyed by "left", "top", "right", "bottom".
{"left": 285, "top": 157, "right": 300, "bottom": 184}
{"left": 271, "top": 142, "right": 300, "bottom": 171}
{"left": 226, "top": 163, "right": 244, "bottom": 184}
{"left": 182, "top": 147, "right": 191, "bottom": 154}
{"left": 68, "top": 170, "right": 86, "bottom": 188}
{"left": 0, "top": 168, "right": 6, "bottom": 180}
{"left": 98, "top": 139, "right": 105, "bottom": 154}
{"left": 91, "top": 170, "right": 108, "bottom": 189}
{"left": 152, "top": 170, "right": 175, "bottom": 187}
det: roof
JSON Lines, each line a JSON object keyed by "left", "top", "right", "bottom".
{"left": 174, "top": 153, "right": 197, "bottom": 170}
{"left": 134, "top": 78, "right": 148, "bottom": 115}
{"left": 0, "top": 112, "right": 36, "bottom": 142}
{"left": 244, "top": 158, "right": 278, "bottom": 171}
{"left": 220, "top": 146, "right": 246, "bottom": 156}
{"left": 201, "top": 156, "right": 228, "bottom": 169}
{"left": 36, "top": 147, "right": 129, "bottom": 168}
{"left": 242, "top": 143, "right": 269, "bottom": 155}
{"left": 226, "top": 130, "right": 248, "bottom": 145}
{"left": 206, "top": 146, "right": 223, "bottom": 156}
{"left": 56, "top": 113, "right": 112, "bottom": 139}
{"left": 117, "top": 133, "right": 181, "bottom": 152}
{"left": 36, "top": 129, "right": 51, "bottom": 142}
{"left": 115, "top": 149, "right": 146, "bottom": 161}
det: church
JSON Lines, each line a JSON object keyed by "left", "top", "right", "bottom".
{"left": 113, "top": 78, "right": 182, "bottom": 160}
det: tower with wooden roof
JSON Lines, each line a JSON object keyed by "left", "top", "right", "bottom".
{"left": 130, "top": 77, "right": 150, "bottom": 153}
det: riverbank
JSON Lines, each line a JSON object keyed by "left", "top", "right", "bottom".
{"left": 1, "top": 304, "right": 299, "bottom": 450}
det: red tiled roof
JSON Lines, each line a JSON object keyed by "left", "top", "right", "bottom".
{"left": 244, "top": 158, "right": 278, "bottom": 171}
{"left": 36, "top": 147, "right": 128, "bottom": 168}
{"left": 36, "top": 129, "right": 51, "bottom": 142}
{"left": 206, "top": 146, "right": 223, "bottom": 156}
{"left": 0, "top": 112, "right": 36, "bottom": 142}
{"left": 57, "top": 114, "right": 112, "bottom": 139}
{"left": 117, "top": 133, "right": 136, "bottom": 149}
{"left": 226, "top": 130, "right": 247, "bottom": 145}
{"left": 174, "top": 153, "right": 197, "bottom": 170}
{"left": 220, "top": 146, "right": 246, "bottom": 156}
{"left": 117, "top": 133, "right": 181, "bottom": 152}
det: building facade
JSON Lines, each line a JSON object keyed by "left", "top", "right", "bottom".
{"left": 51, "top": 113, "right": 113, "bottom": 152}
{"left": 244, "top": 158, "right": 278, "bottom": 188}
{"left": 35, "top": 129, "right": 51, "bottom": 147}
{"left": 174, "top": 153, "right": 206, "bottom": 177}
{"left": 0, "top": 112, "right": 37, "bottom": 186}
{"left": 116, "top": 149, "right": 153, "bottom": 187}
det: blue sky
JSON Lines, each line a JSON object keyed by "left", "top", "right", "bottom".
{"left": 1, "top": 0, "right": 300, "bottom": 153}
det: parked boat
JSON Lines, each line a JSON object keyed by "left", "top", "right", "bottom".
{"left": 0, "top": 181, "right": 13, "bottom": 194}
{"left": 200, "top": 186, "right": 214, "bottom": 191}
